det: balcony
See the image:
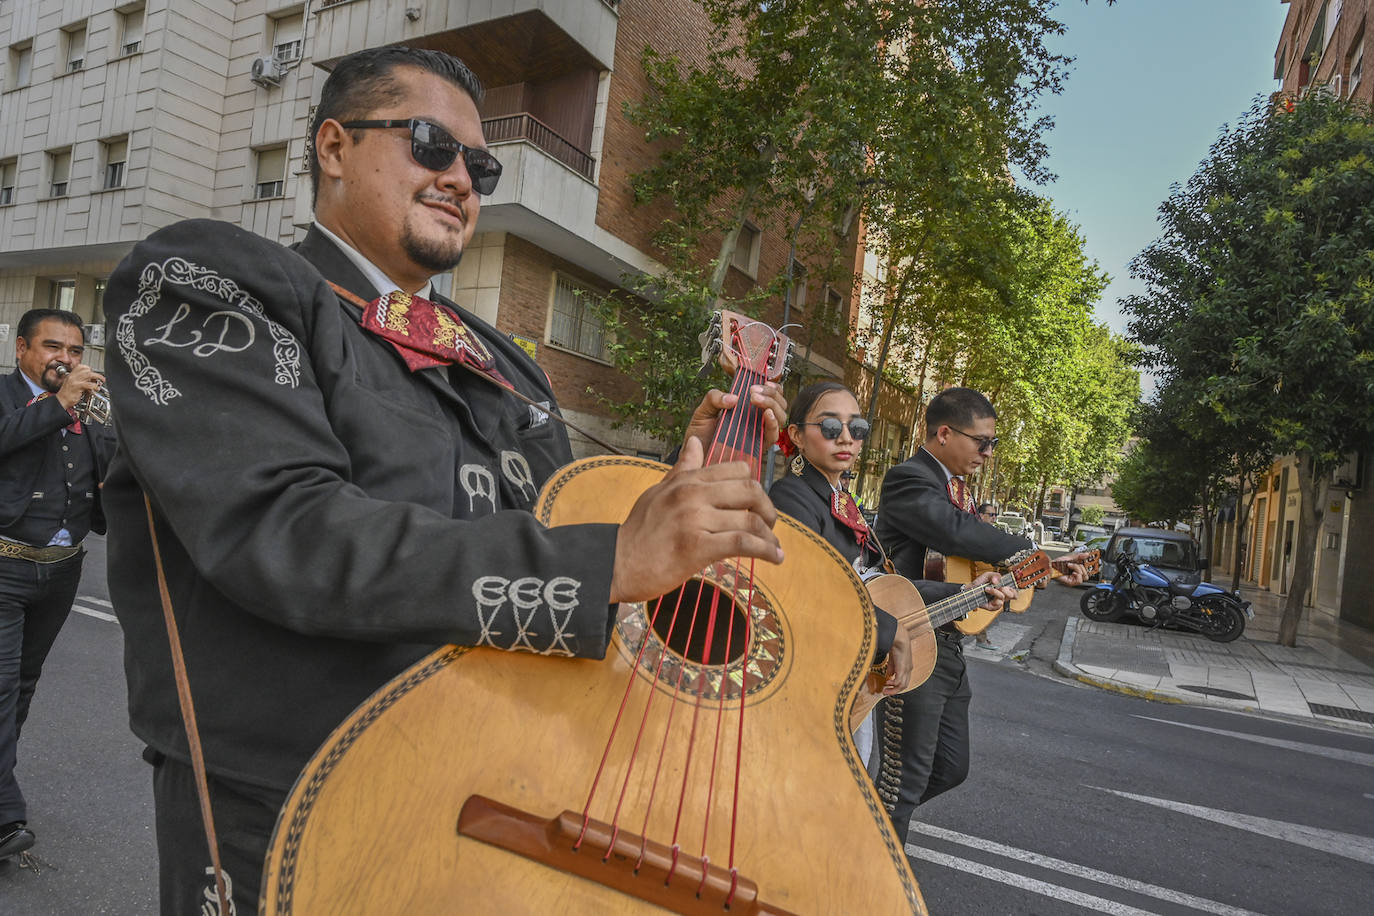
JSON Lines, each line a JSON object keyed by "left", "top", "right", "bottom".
{"left": 313, "top": 2, "right": 618, "bottom": 71}
{"left": 483, "top": 113, "right": 593, "bottom": 181}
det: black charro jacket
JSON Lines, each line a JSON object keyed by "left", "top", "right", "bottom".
{"left": 768, "top": 461, "right": 962, "bottom": 659}
{"left": 873, "top": 448, "right": 1031, "bottom": 583}
{"left": 0, "top": 368, "right": 114, "bottom": 538}
{"left": 102, "top": 220, "right": 619, "bottom": 791}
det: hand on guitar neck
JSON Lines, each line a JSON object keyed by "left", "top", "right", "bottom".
{"left": 1050, "top": 551, "right": 1093, "bottom": 587}
{"left": 962, "top": 569, "right": 1019, "bottom": 611}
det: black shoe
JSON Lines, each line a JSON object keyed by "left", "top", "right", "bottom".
{"left": 0, "top": 821, "right": 35, "bottom": 859}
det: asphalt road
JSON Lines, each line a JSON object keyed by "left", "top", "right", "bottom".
{"left": 908, "top": 578, "right": 1374, "bottom": 916}
{"left": 3, "top": 538, "right": 1372, "bottom": 914}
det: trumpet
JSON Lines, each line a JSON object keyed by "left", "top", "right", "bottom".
{"left": 53, "top": 364, "right": 112, "bottom": 425}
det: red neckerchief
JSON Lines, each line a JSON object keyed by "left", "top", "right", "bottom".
{"left": 947, "top": 476, "right": 976, "bottom": 514}
{"left": 351, "top": 286, "right": 510, "bottom": 386}
{"left": 831, "top": 487, "right": 869, "bottom": 549}
{"left": 26, "top": 392, "right": 81, "bottom": 434}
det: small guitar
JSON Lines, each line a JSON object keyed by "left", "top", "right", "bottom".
{"left": 849, "top": 550, "right": 1056, "bottom": 731}
{"left": 950, "top": 550, "right": 1100, "bottom": 635}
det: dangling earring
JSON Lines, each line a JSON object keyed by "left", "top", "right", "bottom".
{"left": 791, "top": 453, "right": 806, "bottom": 476}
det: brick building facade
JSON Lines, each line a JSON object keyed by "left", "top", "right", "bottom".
{"left": 1, "top": 0, "right": 857, "bottom": 456}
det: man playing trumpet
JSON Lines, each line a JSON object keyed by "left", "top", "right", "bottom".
{"left": 0, "top": 308, "right": 114, "bottom": 861}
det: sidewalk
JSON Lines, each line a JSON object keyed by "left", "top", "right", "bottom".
{"left": 1053, "top": 585, "right": 1374, "bottom": 730}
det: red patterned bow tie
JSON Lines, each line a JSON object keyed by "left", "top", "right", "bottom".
{"left": 358, "top": 289, "right": 510, "bottom": 386}
{"left": 26, "top": 392, "right": 82, "bottom": 434}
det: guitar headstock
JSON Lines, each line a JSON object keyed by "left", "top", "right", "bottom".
{"left": 699, "top": 309, "right": 792, "bottom": 381}
{"left": 1007, "top": 550, "right": 1052, "bottom": 589}
{"left": 1053, "top": 549, "right": 1101, "bottom": 579}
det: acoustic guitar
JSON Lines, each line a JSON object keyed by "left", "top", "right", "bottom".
{"left": 849, "top": 551, "right": 1055, "bottom": 731}
{"left": 260, "top": 311, "right": 929, "bottom": 915}
{"left": 949, "top": 550, "right": 1099, "bottom": 635}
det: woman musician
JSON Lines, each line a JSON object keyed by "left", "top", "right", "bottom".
{"left": 766, "top": 382, "right": 1014, "bottom": 772}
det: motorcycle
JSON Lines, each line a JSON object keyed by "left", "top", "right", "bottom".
{"left": 1080, "top": 553, "right": 1252, "bottom": 642}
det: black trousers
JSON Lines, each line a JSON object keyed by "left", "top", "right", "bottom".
{"left": 149, "top": 751, "right": 286, "bottom": 916}
{"left": 875, "top": 633, "right": 971, "bottom": 840}
{"left": 0, "top": 551, "right": 84, "bottom": 825}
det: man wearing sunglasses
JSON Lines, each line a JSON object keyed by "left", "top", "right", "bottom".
{"left": 872, "top": 388, "right": 1086, "bottom": 841}
{"left": 102, "top": 46, "right": 785, "bottom": 914}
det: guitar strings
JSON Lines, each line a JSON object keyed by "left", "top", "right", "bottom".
{"left": 575, "top": 325, "right": 775, "bottom": 893}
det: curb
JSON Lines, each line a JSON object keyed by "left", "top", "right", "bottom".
{"left": 1054, "top": 617, "right": 1374, "bottom": 733}
{"left": 1053, "top": 617, "right": 1186, "bottom": 705}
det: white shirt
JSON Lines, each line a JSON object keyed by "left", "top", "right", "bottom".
{"left": 313, "top": 221, "right": 434, "bottom": 301}
{"left": 20, "top": 371, "right": 74, "bottom": 546}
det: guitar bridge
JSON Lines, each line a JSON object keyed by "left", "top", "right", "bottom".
{"left": 457, "top": 795, "right": 798, "bottom": 915}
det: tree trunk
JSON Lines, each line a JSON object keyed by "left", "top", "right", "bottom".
{"left": 1277, "top": 452, "right": 1328, "bottom": 647}
{"left": 1198, "top": 478, "right": 1213, "bottom": 583}
{"left": 1230, "top": 478, "right": 1255, "bottom": 593}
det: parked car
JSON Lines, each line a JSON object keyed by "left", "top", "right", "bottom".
{"left": 1069, "top": 524, "right": 1109, "bottom": 551}
{"left": 1099, "top": 526, "right": 1203, "bottom": 586}
{"left": 996, "top": 513, "right": 1028, "bottom": 536}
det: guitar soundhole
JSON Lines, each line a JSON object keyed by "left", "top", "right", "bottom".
{"left": 648, "top": 580, "right": 750, "bottom": 666}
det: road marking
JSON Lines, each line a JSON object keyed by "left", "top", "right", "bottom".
{"left": 908, "top": 845, "right": 1171, "bottom": 916}
{"left": 1133, "top": 715, "right": 1374, "bottom": 768}
{"left": 82, "top": 595, "right": 113, "bottom": 608}
{"left": 908, "top": 823, "right": 1268, "bottom": 916}
{"left": 1089, "top": 786, "right": 1374, "bottom": 866}
{"left": 73, "top": 600, "right": 117, "bottom": 623}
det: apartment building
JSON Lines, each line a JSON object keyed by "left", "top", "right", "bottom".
{"left": 0, "top": 0, "right": 856, "bottom": 454}
{"left": 1275, "top": 0, "right": 1370, "bottom": 102}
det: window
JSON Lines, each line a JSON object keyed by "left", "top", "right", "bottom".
{"left": 254, "top": 146, "right": 286, "bottom": 198}
{"left": 731, "top": 222, "right": 761, "bottom": 277}
{"left": 0, "top": 158, "right": 15, "bottom": 205}
{"left": 62, "top": 23, "right": 87, "bottom": 73}
{"left": 824, "top": 286, "right": 844, "bottom": 320}
{"left": 549, "top": 274, "right": 610, "bottom": 361}
{"left": 272, "top": 13, "right": 304, "bottom": 62}
{"left": 118, "top": 3, "right": 145, "bottom": 56}
{"left": 7, "top": 42, "right": 32, "bottom": 89}
{"left": 49, "top": 279, "right": 76, "bottom": 311}
{"left": 1350, "top": 37, "right": 1364, "bottom": 95}
{"left": 48, "top": 148, "right": 72, "bottom": 197}
{"left": 103, "top": 136, "right": 128, "bottom": 189}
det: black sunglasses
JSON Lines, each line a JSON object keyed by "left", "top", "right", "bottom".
{"left": 340, "top": 118, "right": 503, "bottom": 195}
{"left": 948, "top": 426, "right": 998, "bottom": 453}
{"left": 800, "top": 417, "right": 870, "bottom": 441}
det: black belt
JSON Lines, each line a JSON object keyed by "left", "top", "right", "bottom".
{"left": 935, "top": 628, "right": 964, "bottom": 641}
{"left": 0, "top": 538, "right": 82, "bottom": 563}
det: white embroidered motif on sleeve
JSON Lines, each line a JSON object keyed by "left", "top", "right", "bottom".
{"left": 119, "top": 257, "right": 301, "bottom": 406}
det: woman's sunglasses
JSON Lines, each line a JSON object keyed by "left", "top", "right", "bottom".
{"left": 340, "top": 118, "right": 503, "bottom": 195}
{"left": 800, "top": 417, "right": 871, "bottom": 441}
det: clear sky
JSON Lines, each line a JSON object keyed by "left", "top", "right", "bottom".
{"left": 1030, "top": 0, "right": 1292, "bottom": 336}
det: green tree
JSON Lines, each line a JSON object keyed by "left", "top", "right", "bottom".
{"left": 602, "top": 0, "right": 1075, "bottom": 445}
{"left": 1124, "top": 92, "right": 1374, "bottom": 646}
{"left": 1079, "top": 505, "right": 1105, "bottom": 527}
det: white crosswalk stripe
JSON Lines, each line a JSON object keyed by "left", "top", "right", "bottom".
{"left": 72, "top": 597, "right": 117, "bottom": 623}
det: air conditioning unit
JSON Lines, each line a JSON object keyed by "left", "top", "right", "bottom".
{"left": 86, "top": 323, "right": 105, "bottom": 346}
{"left": 250, "top": 55, "right": 284, "bottom": 88}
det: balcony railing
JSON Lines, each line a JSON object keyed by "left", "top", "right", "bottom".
{"left": 482, "top": 113, "right": 595, "bottom": 181}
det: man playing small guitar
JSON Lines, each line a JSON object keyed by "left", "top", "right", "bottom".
{"left": 873, "top": 387, "right": 1088, "bottom": 840}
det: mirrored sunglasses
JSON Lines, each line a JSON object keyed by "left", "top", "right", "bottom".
{"left": 340, "top": 118, "right": 503, "bottom": 195}
{"left": 802, "top": 417, "right": 870, "bottom": 441}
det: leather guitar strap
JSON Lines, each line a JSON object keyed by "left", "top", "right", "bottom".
{"left": 143, "top": 493, "right": 231, "bottom": 915}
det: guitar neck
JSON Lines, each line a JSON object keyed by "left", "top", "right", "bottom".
{"left": 921, "top": 571, "right": 1017, "bottom": 631}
